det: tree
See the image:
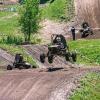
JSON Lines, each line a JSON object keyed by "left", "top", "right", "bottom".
{"left": 19, "top": 0, "right": 40, "bottom": 42}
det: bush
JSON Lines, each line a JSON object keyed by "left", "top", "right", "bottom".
{"left": 41, "top": 0, "right": 75, "bottom": 21}
{"left": 0, "top": 35, "right": 23, "bottom": 45}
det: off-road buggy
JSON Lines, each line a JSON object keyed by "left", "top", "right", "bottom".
{"left": 80, "top": 22, "right": 93, "bottom": 38}
{"left": 40, "top": 34, "right": 77, "bottom": 63}
{"left": 7, "top": 54, "right": 31, "bottom": 70}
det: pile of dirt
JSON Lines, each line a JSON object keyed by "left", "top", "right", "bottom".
{"left": 74, "top": 0, "right": 100, "bottom": 28}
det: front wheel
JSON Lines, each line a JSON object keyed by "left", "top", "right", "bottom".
{"left": 7, "top": 65, "right": 13, "bottom": 70}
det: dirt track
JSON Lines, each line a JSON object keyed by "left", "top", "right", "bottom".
{"left": 0, "top": 46, "right": 99, "bottom": 100}
{"left": 0, "top": 67, "right": 99, "bottom": 100}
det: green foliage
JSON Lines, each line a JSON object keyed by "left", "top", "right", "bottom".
{"left": 69, "top": 40, "right": 100, "bottom": 65}
{"left": 31, "top": 34, "right": 42, "bottom": 44}
{"left": 0, "top": 13, "right": 41, "bottom": 45}
{"left": 0, "top": 35, "right": 23, "bottom": 45}
{"left": 0, "top": 16, "right": 18, "bottom": 35}
{"left": 41, "top": 0, "right": 74, "bottom": 21}
{"left": 19, "top": 0, "right": 40, "bottom": 42}
{"left": 70, "top": 72, "right": 100, "bottom": 100}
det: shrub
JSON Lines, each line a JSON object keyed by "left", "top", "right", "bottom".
{"left": 0, "top": 35, "right": 23, "bottom": 45}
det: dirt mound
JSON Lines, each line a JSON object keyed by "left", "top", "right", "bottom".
{"left": 39, "top": 19, "right": 70, "bottom": 43}
{"left": 23, "top": 45, "right": 75, "bottom": 68}
{"left": 0, "top": 57, "right": 10, "bottom": 69}
{"left": 0, "top": 49, "right": 14, "bottom": 68}
{"left": 74, "top": 0, "right": 100, "bottom": 28}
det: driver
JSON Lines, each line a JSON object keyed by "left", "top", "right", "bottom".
{"left": 80, "top": 22, "right": 93, "bottom": 38}
{"left": 56, "top": 37, "right": 64, "bottom": 49}
{"left": 15, "top": 54, "right": 23, "bottom": 63}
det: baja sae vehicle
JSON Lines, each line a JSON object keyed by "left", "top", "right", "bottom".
{"left": 40, "top": 34, "right": 77, "bottom": 63}
{"left": 80, "top": 22, "right": 93, "bottom": 38}
{"left": 7, "top": 54, "right": 31, "bottom": 70}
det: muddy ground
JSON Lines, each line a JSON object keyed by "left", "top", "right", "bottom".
{"left": 0, "top": 45, "right": 99, "bottom": 100}
{"left": 0, "top": 67, "right": 99, "bottom": 100}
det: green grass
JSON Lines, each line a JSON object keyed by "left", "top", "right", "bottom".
{"left": 41, "top": 0, "right": 74, "bottom": 21}
{"left": 68, "top": 39, "right": 100, "bottom": 65}
{"left": 0, "top": 12, "right": 15, "bottom": 18}
{"left": 0, "top": 15, "right": 19, "bottom": 35}
{"left": 0, "top": 44, "right": 37, "bottom": 67}
{"left": 0, "top": 12, "right": 41, "bottom": 44}
{"left": 70, "top": 72, "right": 100, "bottom": 100}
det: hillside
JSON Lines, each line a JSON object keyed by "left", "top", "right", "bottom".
{"left": 75, "top": 0, "right": 100, "bottom": 28}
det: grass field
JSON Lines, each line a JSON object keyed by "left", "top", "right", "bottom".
{"left": 69, "top": 39, "right": 100, "bottom": 66}
{"left": 0, "top": 15, "right": 19, "bottom": 35}
{"left": 70, "top": 72, "right": 100, "bottom": 100}
{"left": 0, "top": 12, "right": 15, "bottom": 18}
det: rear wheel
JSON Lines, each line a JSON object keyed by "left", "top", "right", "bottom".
{"left": 7, "top": 65, "right": 13, "bottom": 70}
{"left": 65, "top": 52, "right": 70, "bottom": 61}
{"left": 40, "top": 53, "right": 45, "bottom": 63}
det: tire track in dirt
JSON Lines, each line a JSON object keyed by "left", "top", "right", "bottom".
{"left": 0, "top": 67, "right": 99, "bottom": 100}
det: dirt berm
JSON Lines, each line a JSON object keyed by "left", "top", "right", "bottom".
{"left": 23, "top": 45, "right": 75, "bottom": 69}
{"left": 0, "top": 48, "right": 14, "bottom": 68}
